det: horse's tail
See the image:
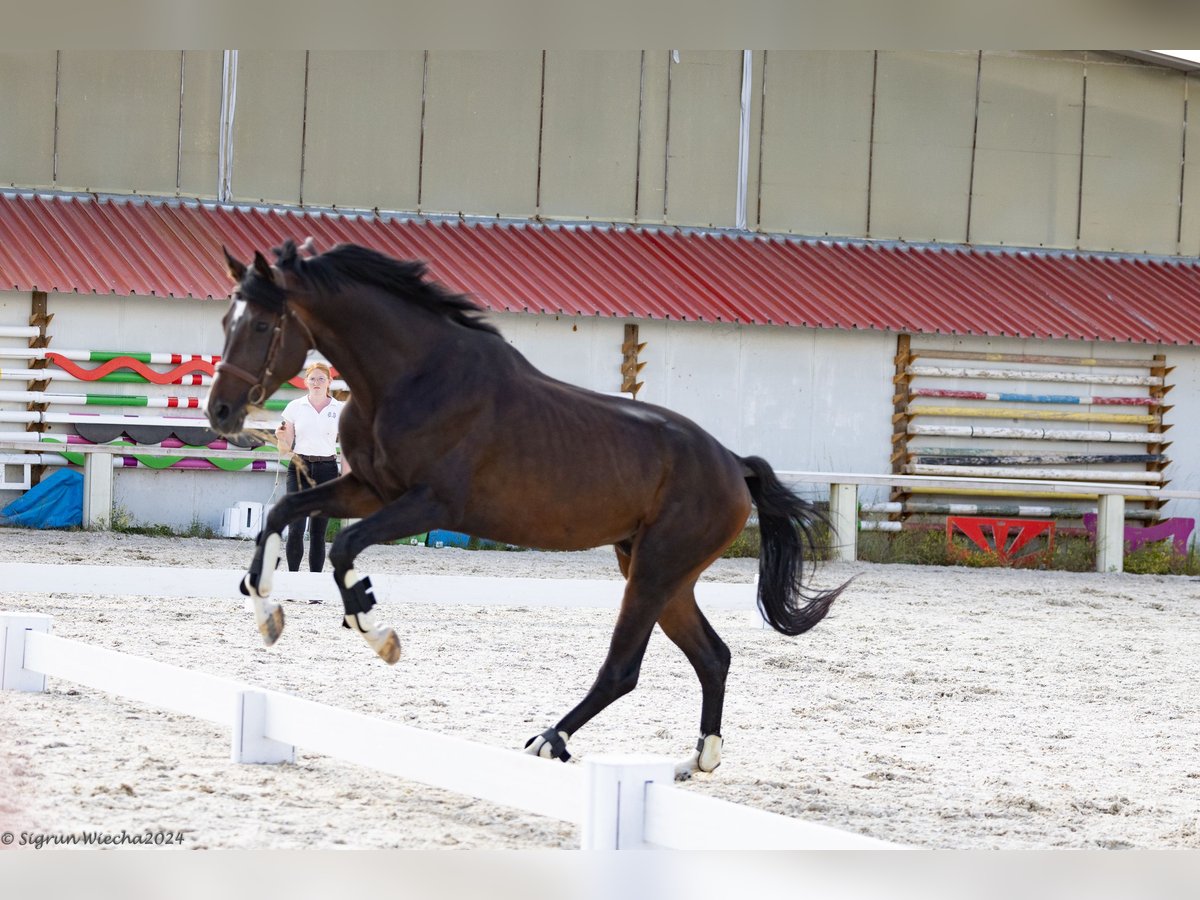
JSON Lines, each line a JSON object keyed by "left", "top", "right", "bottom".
{"left": 741, "top": 455, "right": 850, "bottom": 637}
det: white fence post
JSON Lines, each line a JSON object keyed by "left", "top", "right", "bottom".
{"left": 828, "top": 482, "right": 858, "bottom": 563}
{"left": 232, "top": 689, "right": 295, "bottom": 764}
{"left": 1, "top": 612, "right": 52, "bottom": 692}
{"left": 580, "top": 755, "right": 675, "bottom": 849}
{"left": 83, "top": 450, "right": 114, "bottom": 529}
{"left": 1096, "top": 493, "right": 1126, "bottom": 574}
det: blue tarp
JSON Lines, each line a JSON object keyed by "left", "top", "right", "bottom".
{"left": 0, "top": 469, "right": 84, "bottom": 529}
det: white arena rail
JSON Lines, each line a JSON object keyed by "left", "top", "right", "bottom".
{"left": 1, "top": 609, "right": 888, "bottom": 850}
{"left": 778, "top": 470, "right": 1200, "bottom": 574}
{"left": 0, "top": 563, "right": 757, "bottom": 611}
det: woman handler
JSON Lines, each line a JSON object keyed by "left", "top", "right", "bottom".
{"left": 274, "top": 361, "right": 347, "bottom": 574}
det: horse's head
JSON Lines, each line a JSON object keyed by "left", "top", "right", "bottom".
{"left": 206, "top": 244, "right": 314, "bottom": 436}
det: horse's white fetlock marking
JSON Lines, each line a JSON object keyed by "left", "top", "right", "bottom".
{"left": 257, "top": 532, "right": 282, "bottom": 597}
{"left": 344, "top": 609, "right": 401, "bottom": 665}
{"left": 523, "top": 730, "right": 570, "bottom": 760}
{"left": 674, "top": 734, "right": 722, "bottom": 781}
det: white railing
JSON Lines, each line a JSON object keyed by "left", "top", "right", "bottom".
{"left": 777, "top": 470, "right": 1200, "bottom": 575}
{"left": 1, "top": 609, "right": 888, "bottom": 850}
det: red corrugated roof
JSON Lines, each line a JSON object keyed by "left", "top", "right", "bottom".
{"left": 2, "top": 192, "right": 1199, "bottom": 345}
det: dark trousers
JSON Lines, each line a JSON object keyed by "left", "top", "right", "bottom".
{"left": 285, "top": 458, "right": 340, "bottom": 572}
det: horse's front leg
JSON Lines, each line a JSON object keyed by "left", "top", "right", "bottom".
{"left": 327, "top": 485, "right": 447, "bottom": 665}
{"left": 243, "top": 475, "right": 382, "bottom": 647}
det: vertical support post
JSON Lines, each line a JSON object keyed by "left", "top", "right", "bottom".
{"left": 1096, "top": 493, "right": 1125, "bottom": 574}
{"left": 580, "top": 755, "right": 674, "bottom": 849}
{"left": 83, "top": 451, "right": 114, "bottom": 529}
{"left": 232, "top": 689, "right": 295, "bottom": 764}
{"left": 828, "top": 483, "right": 858, "bottom": 563}
{"left": 889, "top": 333, "right": 914, "bottom": 522}
{"left": 1, "top": 612, "right": 53, "bottom": 692}
{"left": 620, "top": 324, "right": 647, "bottom": 398}
{"left": 27, "top": 290, "right": 53, "bottom": 487}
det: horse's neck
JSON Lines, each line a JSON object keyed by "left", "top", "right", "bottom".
{"left": 304, "top": 290, "right": 461, "bottom": 398}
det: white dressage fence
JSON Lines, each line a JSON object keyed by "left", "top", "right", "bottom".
{"left": 779, "top": 470, "right": 1200, "bottom": 574}
{"left": 0, "top": 565, "right": 889, "bottom": 851}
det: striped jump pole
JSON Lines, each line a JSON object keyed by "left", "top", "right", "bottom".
{"left": 0, "top": 410, "right": 280, "bottom": 429}
{"left": 908, "top": 349, "right": 1160, "bottom": 369}
{"left": 0, "top": 349, "right": 339, "bottom": 389}
{"left": 910, "top": 388, "right": 1159, "bottom": 406}
{"left": 903, "top": 464, "right": 1164, "bottom": 483}
{"left": 908, "top": 449, "right": 1165, "bottom": 466}
{"left": 907, "top": 424, "right": 1165, "bottom": 443}
{"left": 0, "top": 367, "right": 347, "bottom": 390}
{"left": 860, "top": 500, "right": 1160, "bottom": 520}
{"left": 905, "top": 365, "right": 1162, "bottom": 387}
{"left": 906, "top": 406, "right": 1159, "bottom": 425}
{"left": 0, "top": 390, "right": 287, "bottom": 411}
{"left": 0, "top": 348, "right": 221, "bottom": 364}
{"left": 0, "top": 325, "right": 43, "bottom": 339}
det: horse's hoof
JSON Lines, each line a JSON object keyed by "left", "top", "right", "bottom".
{"left": 523, "top": 729, "right": 571, "bottom": 762}
{"left": 370, "top": 627, "right": 402, "bottom": 665}
{"left": 257, "top": 603, "right": 285, "bottom": 647}
{"left": 675, "top": 734, "right": 722, "bottom": 780}
{"left": 345, "top": 611, "right": 401, "bottom": 665}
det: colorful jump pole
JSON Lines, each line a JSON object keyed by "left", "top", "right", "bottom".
{"left": 0, "top": 390, "right": 287, "bottom": 411}
{"left": 907, "top": 405, "right": 1159, "bottom": 425}
{"left": 904, "top": 464, "right": 1164, "bottom": 482}
{"left": 907, "top": 424, "right": 1164, "bottom": 443}
{"left": 905, "top": 365, "right": 1162, "bottom": 387}
{"left": 910, "top": 388, "right": 1158, "bottom": 406}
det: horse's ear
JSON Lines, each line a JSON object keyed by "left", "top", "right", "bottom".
{"left": 223, "top": 246, "right": 247, "bottom": 282}
{"left": 253, "top": 251, "right": 275, "bottom": 283}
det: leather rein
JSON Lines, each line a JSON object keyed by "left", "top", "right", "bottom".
{"left": 215, "top": 304, "right": 316, "bottom": 406}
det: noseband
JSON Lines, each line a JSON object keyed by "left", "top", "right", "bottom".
{"left": 216, "top": 305, "right": 315, "bottom": 406}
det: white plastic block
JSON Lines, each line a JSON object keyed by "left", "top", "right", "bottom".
{"left": 1, "top": 612, "right": 52, "bottom": 691}
{"left": 231, "top": 689, "right": 295, "bottom": 764}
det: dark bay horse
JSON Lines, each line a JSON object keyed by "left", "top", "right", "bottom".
{"left": 207, "top": 240, "right": 849, "bottom": 778}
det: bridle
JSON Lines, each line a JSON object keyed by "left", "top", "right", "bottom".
{"left": 215, "top": 303, "right": 316, "bottom": 406}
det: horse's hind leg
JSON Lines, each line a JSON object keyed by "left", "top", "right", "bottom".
{"left": 523, "top": 571, "right": 673, "bottom": 763}
{"left": 657, "top": 594, "right": 731, "bottom": 779}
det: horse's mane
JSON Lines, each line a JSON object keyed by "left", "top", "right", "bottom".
{"left": 271, "top": 239, "right": 499, "bottom": 336}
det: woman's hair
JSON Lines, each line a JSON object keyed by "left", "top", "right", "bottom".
{"left": 304, "top": 361, "right": 332, "bottom": 380}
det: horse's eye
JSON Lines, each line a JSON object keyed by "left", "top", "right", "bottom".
{"left": 254, "top": 320, "right": 270, "bottom": 333}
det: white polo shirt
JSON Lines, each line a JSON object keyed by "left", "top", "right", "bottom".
{"left": 281, "top": 395, "right": 345, "bottom": 457}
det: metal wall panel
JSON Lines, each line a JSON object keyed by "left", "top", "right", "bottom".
{"left": 538, "top": 51, "right": 642, "bottom": 222}
{"left": 970, "top": 52, "right": 1084, "bottom": 249}
{"left": 1181, "top": 73, "right": 1200, "bottom": 256}
{"left": 56, "top": 52, "right": 183, "bottom": 196}
{"left": 301, "top": 51, "right": 425, "bottom": 211}
{"left": 420, "top": 51, "right": 543, "bottom": 217}
{"left": 636, "top": 51, "right": 670, "bottom": 222}
{"left": 662, "top": 50, "right": 742, "bottom": 229}
{"left": 0, "top": 52, "right": 57, "bottom": 188}
{"left": 745, "top": 51, "right": 766, "bottom": 231}
{"left": 229, "top": 51, "right": 307, "bottom": 205}
{"left": 1080, "top": 60, "right": 1185, "bottom": 254}
{"left": 869, "top": 51, "right": 978, "bottom": 243}
{"left": 757, "top": 51, "right": 874, "bottom": 238}
{"left": 177, "top": 51, "right": 223, "bottom": 200}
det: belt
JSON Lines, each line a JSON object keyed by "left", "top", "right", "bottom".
{"left": 295, "top": 454, "right": 336, "bottom": 463}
